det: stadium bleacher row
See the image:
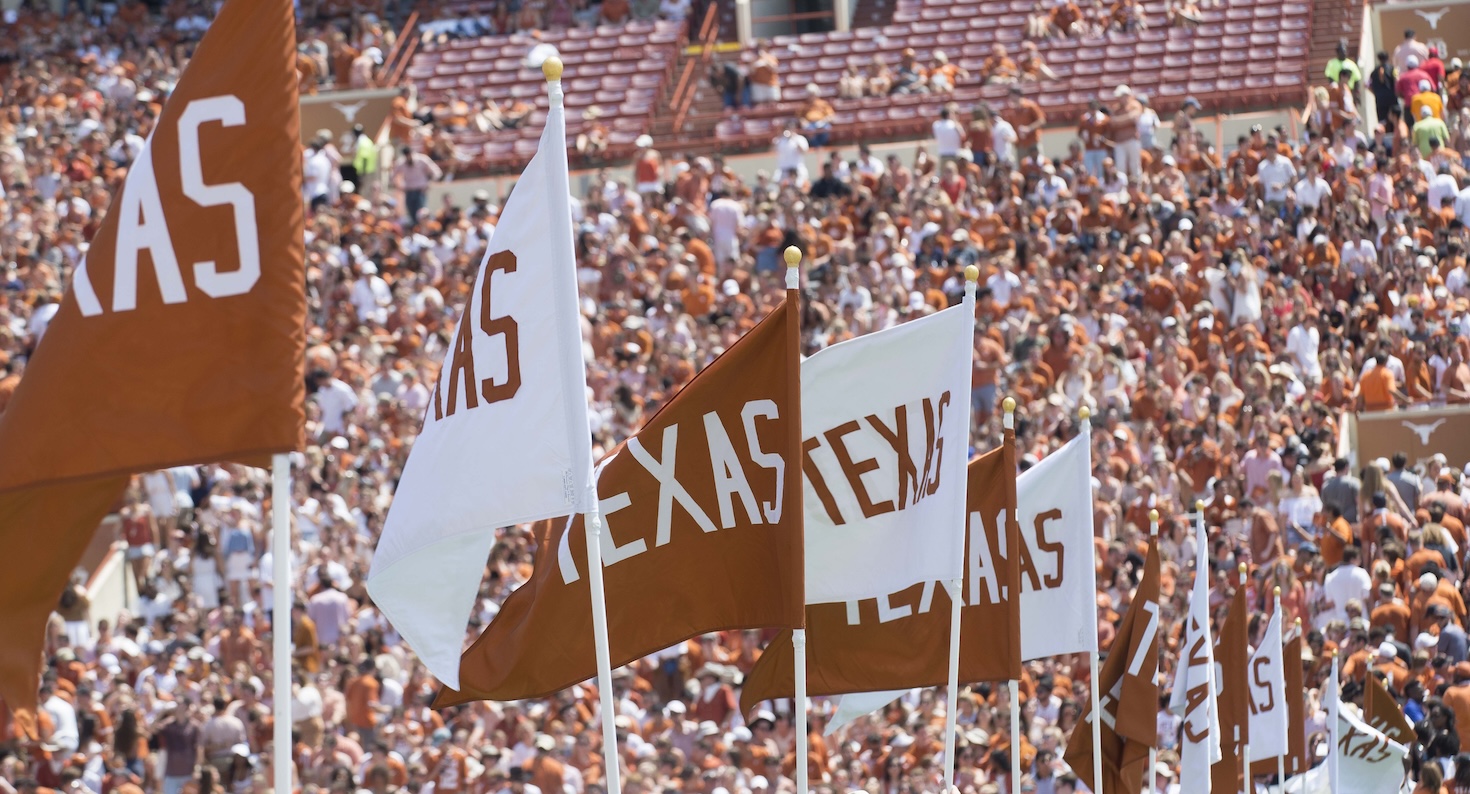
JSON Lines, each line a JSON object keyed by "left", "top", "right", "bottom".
{"left": 403, "top": 0, "right": 1311, "bottom": 172}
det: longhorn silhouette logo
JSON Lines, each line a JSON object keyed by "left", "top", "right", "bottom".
{"left": 1415, "top": 7, "right": 1450, "bottom": 28}
{"left": 332, "top": 100, "right": 369, "bottom": 123}
{"left": 1402, "top": 418, "right": 1447, "bottom": 444}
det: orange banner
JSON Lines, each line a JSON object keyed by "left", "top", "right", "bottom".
{"left": 1211, "top": 584, "right": 1250, "bottom": 794}
{"left": 0, "top": 0, "right": 304, "bottom": 715}
{"left": 1065, "top": 539, "right": 1161, "bottom": 794}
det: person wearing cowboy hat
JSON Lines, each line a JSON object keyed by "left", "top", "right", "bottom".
{"left": 689, "top": 663, "right": 737, "bottom": 727}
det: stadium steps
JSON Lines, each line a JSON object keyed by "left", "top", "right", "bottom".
{"left": 1306, "top": 0, "right": 1362, "bottom": 88}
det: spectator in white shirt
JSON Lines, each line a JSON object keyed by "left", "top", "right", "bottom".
{"left": 931, "top": 107, "right": 966, "bottom": 160}
{"left": 1429, "top": 164, "right": 1459, "bottom": 212}
{"left": 351, "top": 260, "right": 392, "bottom": 325}
{"left": 1257, "top": 145, "right": 1297, "bottom": 204}
{"left": 771, "top": 125, "right": 809, "bottom": 184}
{"left": 1293, "top": 162, "right": 1332, "bottom": 210}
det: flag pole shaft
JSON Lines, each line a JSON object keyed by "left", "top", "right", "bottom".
{"left": 1008, "top": 680, "right": 1022, "bottom": 794}
{"left": 786, "top": 249, "right": 808, "bottom": 794}
{"left": 1329, "top": 653, "right": 1339, "bottom": 794}
{"left": 1275, "top": 590, "right": 1284, "bottom": 791}
{"left": 1080, "top": 409, "right": 1102, "bottom": 794}
{"left": 946, "top": 269, "right": 980, "bottom": 794}
{"left": 584, "top": 505, "right": 624, "bottom": 794}
{"left": 1149, "top": 511, "right": 1159, "bottom": 794}
{"left": 794, "top": 628, "right": 809, "bottom": 794}
{"left": 942, "top": 578, "right": 961, "bottom": 793}
{"left": 271, "top": 453, "right": 292, "bottom": 794}
{"left": 1242, "top": 742, "right": 1250, "bottom": 794}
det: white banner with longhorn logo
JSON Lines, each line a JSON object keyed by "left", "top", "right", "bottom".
{"left": 368, "top": 98, "right": 595, "bottom": 690}
{"left": 801, "top": 305, "right": 972, "bottom": 604}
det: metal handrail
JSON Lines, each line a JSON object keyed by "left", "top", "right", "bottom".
{"left": 671, "top": 3, "right": 721, "bottom": 132}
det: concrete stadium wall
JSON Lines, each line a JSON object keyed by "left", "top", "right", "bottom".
{"left": 428, "top": 107, "right": 1297, "bottom": 208}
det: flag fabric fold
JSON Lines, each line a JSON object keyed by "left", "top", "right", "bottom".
{"left": 740, "top": 437, "right": 1020, "bottom": 714}
{"left": 1247, "top": 606, "right": 1288, "bottom": 774}
{"left": 436, "top": 293, "right": 803, "bottom": 705}
{"left": 1364, "top": 672, "right": 1414, "bottom": 748}
{"left": 367, "top": 85, "right": 596, "bottom": 689}
{"left": 1273, "top": 704, "right": 1408, "bottom": 794}
{"left": 1169, "top": 518, "right": 1221, "bottom": 791}
{"left": 1064, "top": 536, "right": 1160, "bottom": 794}
{"left": 1211, "top": 579, "right": 1250, "bottom": 794}
{"left": 0, "top": 0, "right": 304, "bottom": 714}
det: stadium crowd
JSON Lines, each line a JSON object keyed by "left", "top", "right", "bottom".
{"left": 9, "top": 1, "right": 1470, "bottom": 793}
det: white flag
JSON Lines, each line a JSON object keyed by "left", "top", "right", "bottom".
{"left": 368, "top": 92, "right": 594, "bottom": 690}
{"left": 1016, "top": 433, "right": 1096, "bottom": 661}
{"left": 1327, "top": 654, "right": 1340, "bottom": 794}
{"left": 800, "top": 304, "right": 972, "bottom": 604}
{"left": 1271, "top": 705, "right": 1408, "bottom": 794}
{"left": 826, "top": 689, "right": 909, "bottom": 735}
{"left": 1249, "top": 607, "right": 1289, "bottom": 762}
{"left": 1170, "top": 517, "right": 1220, "bottom": 790}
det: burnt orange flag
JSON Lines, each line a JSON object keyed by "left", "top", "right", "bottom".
{"left": 1210, "top": 581, "right": 1250, "bottom": 794}
{"left": 0, "top": 0, "right": 304, "bottom": 715}
{"left": 438, "top": 294, "right": 803, "bottom": 705}
{"left": 1364, "top": 670, "right": 1414, "bottom": 746}
{"left": 1284, "top": 632, "right": 1308, "bottom": 776}
{"left": 738, "top": 428, "right": 1021, "bottom": 714}
{"left": 1064, "top": 537, "right": 1160, "bottom": 794}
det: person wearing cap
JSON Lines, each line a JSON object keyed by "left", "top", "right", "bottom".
{"left": 1412, "top": 78, "right": 1445, "bottom": 121}
{"left": 391, "top": 146, "right": 443, "bottom": 226}
{"left": 1002, "top": 86, "right": 1046, "bottom": 158}
{"left": 523, "top": 735, "right": 564, "bottom": 794}
{"left": 797, "top": 84, "right": 835, "bottom": 147}
{"left": 1412, "top": 102, "right": 1450, "bottom": 156}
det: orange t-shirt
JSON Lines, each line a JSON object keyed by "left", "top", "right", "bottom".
{"left": 344, "top": 674, "right": 380, "bottom": 729}
{"left": 1360, "top": 365, "right": 1396, "bottom": 411}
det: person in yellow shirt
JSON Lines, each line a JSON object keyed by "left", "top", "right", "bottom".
{"left": 1412, "top": 79, "right": 1445, "bottom": 121}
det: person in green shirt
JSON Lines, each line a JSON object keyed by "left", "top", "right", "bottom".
{"left": 1412, "top": 104, "right": 1450, "bottom": 156}
{"left": 1325, "top": 41, "right": 1362, "bottom": 90}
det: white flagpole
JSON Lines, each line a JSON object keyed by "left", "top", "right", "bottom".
{"left": 543, "top": 56, "right": 623, "bottom": 794}
{"left": 1275, "top": 587, "right": 1284, "bottom": 792}
{"left": 584, "top": 505, "right": 623, "bottom": 794}
{"left": 1241, "top": 737, "right": 1250, "bottom": 794}
{"left": 1008, "top": 679, "right": 1022, "bottom": 794}
{"left": 789, "top": 248, "right": 809, "bottom": 794}
{"left": 271, "top": 453, "right": 292, "bottom": 794}
{"left": 1081, "top": 406, "right": 1103, "bottom": 794}
{"left": 1149, "top": 509, "right": 1160, "bottom": 794}
{"left": 942, "top": 267, "right": 979, "bottom": 794}
{"left": 1328, "top": 651, "right": 1339, "bottom": 794}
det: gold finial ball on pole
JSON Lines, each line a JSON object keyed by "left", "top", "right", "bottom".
{"left": 1195, "top": 499, "right": 1206, "bottom": 511}
{"left": 1002, "top": 397, "right": 1016, "bottom": 414}
{"left": 542, "top": 56, "right": 564, "bottom": 82}
{"left": 1148, "top": 509, "right": 1159, "bottom": 523}
{"left": 964, "top": 264, "right": 980, "bottom": 283}
{"left": 1078, "top": 406, "right": 1091, "bottom": 421}
{"left": 1238, "top": 562, "right": 1248, "bottom": 574}
{"left": 784, "top": 246, "right": 802, "bottom": 267}
{"left": 1274, "top": 585, "right": 1282, "bottom": 597}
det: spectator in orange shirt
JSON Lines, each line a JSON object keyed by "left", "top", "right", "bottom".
{"left": 344, "top": 660, "right": 383, "bottom": 739}
{"left": 1358, "top": 352, "right": 1408, "bottom": 410}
